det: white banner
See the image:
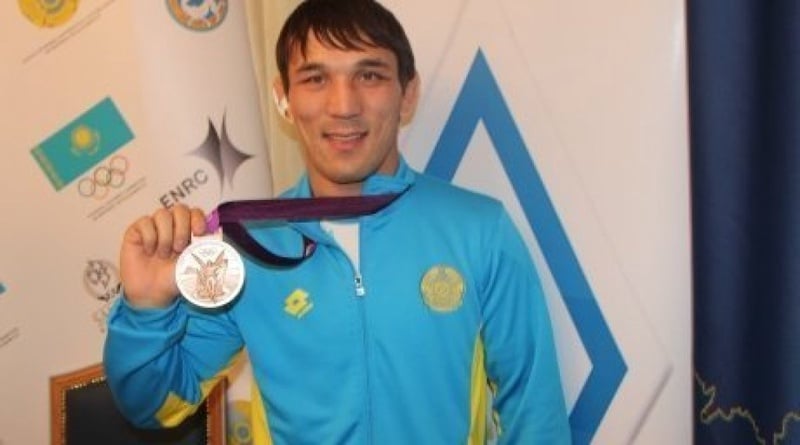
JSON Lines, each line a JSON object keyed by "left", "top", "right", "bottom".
{"left": 392, "top": 0, "right": 691, "bottom": 443}
{"left": 0, "top": 1, "right": 268, "bottom": 444}
{"left": 0, "top": 0, "right": 690, "bottom": 444}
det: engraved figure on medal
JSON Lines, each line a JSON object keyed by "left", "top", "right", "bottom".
{"left": 175, "top": 237, "right": 245, "bottom": 308}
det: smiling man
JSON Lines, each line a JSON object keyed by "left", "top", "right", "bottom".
{"left": 279, "top": 40, "right": 410, "bottom": 196}
{"left": 103, "top": 1, "right": 570, "bottom": 443}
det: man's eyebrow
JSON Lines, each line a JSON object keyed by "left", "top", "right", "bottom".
{"left": 294, "top": 62, "right": 325, "bottom": 74}
{"left": 292, "top": 57, "right": 393, "bottom": 75}
{"left": 356, "top": 58, "right": 392, "bottom": 69}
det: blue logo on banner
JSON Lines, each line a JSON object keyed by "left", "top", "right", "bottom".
{"left": 425, "top": 49, "right": 627, "bottom": 444}
{"left": 0, "top": 282, "right": 5, "bottom": 296}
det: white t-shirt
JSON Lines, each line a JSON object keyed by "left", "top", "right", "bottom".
{"left": 320, "top": 220, "right": 360, "bottom": 269}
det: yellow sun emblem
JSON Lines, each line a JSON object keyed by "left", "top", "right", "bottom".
{"left": 420, "top": 265, "right": 465, "bottom": 312}
{"left": 18, "top": 0, "right": 79, "bottom": 28}
{"left": 70, "top": 125, "right": 99, "bottom": 156}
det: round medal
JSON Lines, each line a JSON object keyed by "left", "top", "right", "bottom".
{"left": 175, "top": 238, "right": 244, "bottom": 308}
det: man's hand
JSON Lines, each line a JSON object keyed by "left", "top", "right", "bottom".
{"left": 120, "top": 204, "right": 207, "bottom": 308}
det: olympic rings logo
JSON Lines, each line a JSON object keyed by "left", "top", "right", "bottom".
{"left": 77, "top": 155, "right": 129, "bottom": 199}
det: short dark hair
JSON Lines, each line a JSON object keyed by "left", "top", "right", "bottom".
{"left": 276, "top": 0, "right": 416, "bottom": 92}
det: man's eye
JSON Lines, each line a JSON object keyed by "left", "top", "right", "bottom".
{"left": 360, "top": 71, "right": 386, "bottom": 82}
{"left": 301, "top": 75, "right": 324, "bottom": 84}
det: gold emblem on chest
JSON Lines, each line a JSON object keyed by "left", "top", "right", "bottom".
{"left": 420, "top": 265, "right": 465, "bottom": 312}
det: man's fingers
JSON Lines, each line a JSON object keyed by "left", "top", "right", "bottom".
{"left": 125, "top": 206, "right": 205, "bottom": 259}
{"left": 190, "top": 207, "right": 208, "bottom": 237}
{"left": 172, "top": 204, "right": 197, "bottom": 253}
{"left": 152, "top": 207, "right": 175, "bottom": 259}
{"left": 127, "top": 215, "right": 157, "bottom": 255}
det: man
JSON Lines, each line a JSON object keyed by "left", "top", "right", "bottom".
{"left": 104, "top": 0, "right": 571, "bottom": 443}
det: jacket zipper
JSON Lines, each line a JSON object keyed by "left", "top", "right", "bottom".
{"left": 351, "top": 231, "right": 373, "bottom": 443}
{"left": 350, "top": 264, "right": 372, "bottom": 443}
{"left": 322, "top": 221, "right": 373, "bottom": 442}
{"left": 334, "top": 243, "right": 372, "bottom": 442}
{"left": 354, "top": 272, "right": 366, "bottom": 297}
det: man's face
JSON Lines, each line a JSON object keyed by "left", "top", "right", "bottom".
{"left": 281, "top": 33, "right": 418, "bottom": 197}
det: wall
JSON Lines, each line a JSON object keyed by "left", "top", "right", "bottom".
{"left": 0, "top": 1, "right": 690, "bottom": 443}
{"left": 393, "top": 0, "right": 691, "bottom": 443}
{"left": 0, "top": 2, "right": 270, "bottom": 444}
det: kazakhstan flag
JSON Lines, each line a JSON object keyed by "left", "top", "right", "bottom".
{"left": 31, "top": 97, "right": 134, "bottom": 191}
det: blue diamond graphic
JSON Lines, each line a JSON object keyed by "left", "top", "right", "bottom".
{"left": 424, "top": 49, "right": 627, "bottom": 444}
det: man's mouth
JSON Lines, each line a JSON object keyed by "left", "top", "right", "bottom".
{"left": 323, "top": 130, "right": 367, "bottom": 142}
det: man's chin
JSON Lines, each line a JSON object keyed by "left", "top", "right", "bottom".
{"left": 331, "top": 174, "right": 370, "bottom": 186}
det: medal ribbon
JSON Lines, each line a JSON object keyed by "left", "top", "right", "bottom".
{"left": 205, "top": 193, "right": 400, "bottom": 266}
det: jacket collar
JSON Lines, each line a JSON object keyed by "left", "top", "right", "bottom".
{"left": 283, "top": 156, "right": 416, "bottom": 241}
{"left": 282, "top": 156, "right": 415, "bottom": 199}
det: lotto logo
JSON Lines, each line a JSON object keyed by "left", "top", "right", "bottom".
{"left": 284, "top": 289, "right": 313, "bottom": 319}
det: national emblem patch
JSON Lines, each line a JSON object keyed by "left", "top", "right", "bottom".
{"left": 420, "top": 265, "right": 465, "bottom": 312}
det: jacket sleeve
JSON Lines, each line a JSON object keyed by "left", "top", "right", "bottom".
{"left": 102, "top": 295, "right": 243, "bottom": 428}
{"left": 480, "top": 208, "right": 572, "bottom": 444}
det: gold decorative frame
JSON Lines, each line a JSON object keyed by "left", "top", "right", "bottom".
{"left": 50, "top": 363, "right": 226, "bottom": 445}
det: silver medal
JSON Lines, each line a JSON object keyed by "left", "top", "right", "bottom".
{"left": 175, "top": 237, "right": 245, "bottom": 308}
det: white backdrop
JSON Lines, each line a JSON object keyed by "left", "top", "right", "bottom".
{"left": 0, "top": 2, "right": 270, "bottom": 444}
{"left": 391, "top": 0, "right": 690, "bottom": 443}
{"left": 0, "top": 1, "right": 690, "bottom": 444}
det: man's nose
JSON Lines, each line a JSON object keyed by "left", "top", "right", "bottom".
{"left": 327, "top": 79, "right": 361, "bottom": 118}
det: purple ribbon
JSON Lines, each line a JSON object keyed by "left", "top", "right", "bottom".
{"left": 206, "top": 193, "right": 399, "bottom": 266}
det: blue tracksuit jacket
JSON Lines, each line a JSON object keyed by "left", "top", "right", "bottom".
{"left": 104, "top": 159, "right": 570, "bottom": 444}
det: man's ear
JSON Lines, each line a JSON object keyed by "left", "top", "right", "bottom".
{"left": 400, "top": 73, "right": 420, "bottom": 125}
{"left": 271, "top": 77, "right": 291, "bottom": 121}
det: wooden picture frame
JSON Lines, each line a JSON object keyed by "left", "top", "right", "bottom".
{"left": 50, "top": 363, "right": 226, "bottom": 445}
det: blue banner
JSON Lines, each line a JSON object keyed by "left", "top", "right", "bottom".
{"left": 690, "top": 2, "right": 800, "bottom": 443}
{"left": 31, "top": 97, "right": 133, "bottom": 191}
